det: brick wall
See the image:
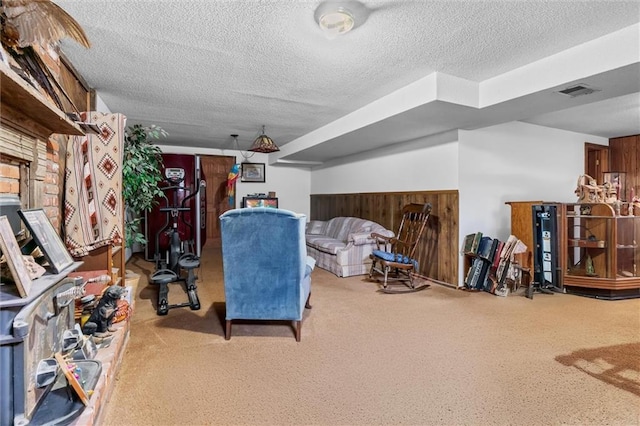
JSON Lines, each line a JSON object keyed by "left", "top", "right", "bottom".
{"left": 0, "top": 139, "right": 62, "bottom": 229}
{"left": 0, "top": 161, "right": 20, "bottom": 195}
{"left": 45, "top": 139, "right": 61, "bottom": 229}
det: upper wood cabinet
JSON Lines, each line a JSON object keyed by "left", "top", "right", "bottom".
{"left": 609, "top": 135, "right": 639, "bottom": 201}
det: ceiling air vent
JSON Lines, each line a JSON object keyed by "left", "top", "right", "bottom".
{"left": 556, "top": 84, "right": 601, "bottom": 98}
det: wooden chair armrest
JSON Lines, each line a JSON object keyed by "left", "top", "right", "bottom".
{"left": 371, "top": 232, "right": 393, "bottom": 241}
{"left": 371, "top": 233, "right": 393, "bottom": 251}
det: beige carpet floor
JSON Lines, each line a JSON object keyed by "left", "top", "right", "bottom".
{"left": 102, "top": 246, "right": 640, "bottom": 426}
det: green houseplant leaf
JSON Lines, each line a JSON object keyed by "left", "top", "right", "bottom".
{"left": 123, "top": 124, "right": 167, "bottom": 247}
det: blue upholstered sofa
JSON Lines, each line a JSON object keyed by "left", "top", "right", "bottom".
{"left": 305, "top": 217, "right": 394, "bottom": 277}
{"left": 220, "top": 207, "right": 315, "bottom": 341}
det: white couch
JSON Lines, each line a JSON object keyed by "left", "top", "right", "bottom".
{"left": 305, "top": 217, "right": 394, "bottom": 277}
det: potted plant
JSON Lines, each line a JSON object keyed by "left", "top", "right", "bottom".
{"left": 122, "top": 124, "right": 167, "bottom": 249}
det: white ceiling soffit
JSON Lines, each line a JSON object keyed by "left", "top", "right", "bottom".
{"left": 55, "top": 1, "right": 640, "bottom": 166}
{"left": 523, "top": 92, "right": 640, "bottom": 138}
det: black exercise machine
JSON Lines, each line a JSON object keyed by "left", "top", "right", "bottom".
{"left": 150, "top": 167, "right": 205, "bottom": 315}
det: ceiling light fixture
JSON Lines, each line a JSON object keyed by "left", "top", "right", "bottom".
{"left": 318, "top": 7, "right": 354, "bottom": 36}
{"left": 314, "top": 1, "right": 367, "bottom": 39}
{"left": 248, "top": 125, "right": 280, "bottom": 153}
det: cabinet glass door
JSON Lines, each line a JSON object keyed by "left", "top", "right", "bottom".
{"left": 566, "top": 204, "right": 613, "bottom": 278}
{"left": 617, "top": 216, "right": 638, "bottom": 278}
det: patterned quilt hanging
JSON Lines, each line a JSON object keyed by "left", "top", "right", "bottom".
{"left": 64, "top": 112, "right": 127, "bottom": 257}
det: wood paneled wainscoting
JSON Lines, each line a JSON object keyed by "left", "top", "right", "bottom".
{"left": 310, "top": 190, "right": 459, "bottom": 286}
{"left": 609, "top": 134, "right": 639, "bottom": 200}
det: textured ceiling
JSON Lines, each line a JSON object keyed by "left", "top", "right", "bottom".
{"left": 55, "top": 0, "right": 640, "bottom": 165}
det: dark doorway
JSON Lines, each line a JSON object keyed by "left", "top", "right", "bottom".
{"left": 584, "top": 142, "right": 609, "bottom": 183}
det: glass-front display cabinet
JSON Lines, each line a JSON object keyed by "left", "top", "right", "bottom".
{"left": 563, "top": 202, "right": 640, "bottom": 299}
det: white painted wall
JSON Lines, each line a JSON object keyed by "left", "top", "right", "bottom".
{"left": 459, "top": 121, "right": 608, "bottom": 241}
{"left": 457, "top": 121, "right": 608, "bottom": 285}
{"left": 158, "top": 145, "right": 312, "bottom": 218}
{"left": 311, "top": 131, "right": 459, "bottom": 194}
{"left": 94, "top": 93, "right": 111, "bottom": 113}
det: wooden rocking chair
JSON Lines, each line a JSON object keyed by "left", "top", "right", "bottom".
{"left": 368, "top": 203, "right": 432, "bottom": 293}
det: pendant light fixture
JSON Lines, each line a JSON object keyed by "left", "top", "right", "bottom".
{"left": 248, "top": 125, "right": 280, "bottom": 153}
{"left": 232, "top": 134, "right": 255, "bottom": 161}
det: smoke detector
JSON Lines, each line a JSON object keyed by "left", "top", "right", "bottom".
{"left": 556, "top": 84, "right": 601, "bottom": 98}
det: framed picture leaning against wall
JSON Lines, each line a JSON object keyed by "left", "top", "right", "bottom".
{"left": 18, "top": 209, "right": 74, "bottom": 274}
{"left": 0, "top": 215, "right": 32, "bottom": 297}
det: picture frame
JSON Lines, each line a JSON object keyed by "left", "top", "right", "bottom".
{"left": 18, "top": 209, "right": 74, "bottom": 274}
{"left": 54, "top": 352, "right": 90, "bottom": 406}
{"left": 241, "top": 163, "right": 265, "bottom": 183}
{"left": 0, "top": 215, "right": 32, "bottom": 297}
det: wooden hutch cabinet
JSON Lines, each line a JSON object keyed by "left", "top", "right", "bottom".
{"left": 562, "top": 202, "right": 640, "bottom": 299}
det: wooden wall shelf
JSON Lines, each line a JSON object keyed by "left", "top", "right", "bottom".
{"left": 0, "top": 61, "right": 83, "bottom": 138}
{"left": 568, "top": 239, "right": 606, "bottom": 248}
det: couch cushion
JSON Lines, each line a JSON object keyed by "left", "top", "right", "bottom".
{"left": 305, "top": 235, "right": 347, "bottom": 255}
{"left": 326, "top": 217, "right": 376, "bottom": 241}
{"left": 372, "top": 250, "right": 418, "bottom": 269}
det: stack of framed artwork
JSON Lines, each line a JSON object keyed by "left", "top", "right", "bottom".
{"left": 0, "top": 209, "right": 75, "bottom": 298}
